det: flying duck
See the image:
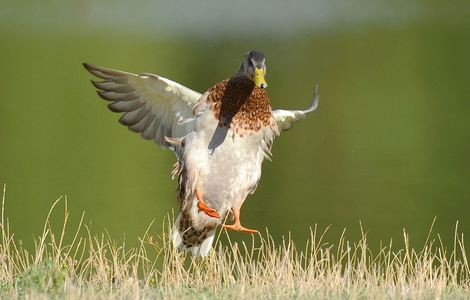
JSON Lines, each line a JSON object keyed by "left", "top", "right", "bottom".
{"left": 83, "top": 50, "right": 319, "bottom": 256}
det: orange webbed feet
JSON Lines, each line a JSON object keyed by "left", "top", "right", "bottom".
{"left": 222, "top": 223, "right": 258, "bottom": 234}
{"left": 196, "top": 189, "right": 220, "bottom": 219}
{"left": 222, "top": 207, "right": 258, "bottom": 234}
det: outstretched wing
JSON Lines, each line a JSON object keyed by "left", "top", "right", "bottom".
{"left": 272, "top": 85, "right": 319, "bottom": 131}
{"left": 83, "top": 63, "right": 202, "bottom": 148}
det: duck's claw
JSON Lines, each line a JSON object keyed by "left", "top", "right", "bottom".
{"left": 223, "top": 223, "right": 258, "bottom": 234}
{"left": 197, "top": 201, "right": 220, "bottom": 218}
{"left": 196, "top": 189, "right": 220, "bottom": 218}
{"left": 222, "top": 207, "right": 258, "bottom": 234}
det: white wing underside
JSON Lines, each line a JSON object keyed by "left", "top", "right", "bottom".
{"left": 272, "top": 85, "right": 319, "bottom": 131}
{"left": 84, "top": 63, "right": 319, "bottom": 151}
{"left": 83, "top": 63, "right": 202, "bottom": 148}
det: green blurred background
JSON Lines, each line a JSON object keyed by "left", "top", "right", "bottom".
{"left": 1, "top": 0, "right": 469, "bottom": 250}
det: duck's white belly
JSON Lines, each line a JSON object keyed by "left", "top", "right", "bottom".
{"left": 204, "top": 130, "right": 264, "bottom": 211}
{"left": 183, "top": 103, "right": 270, "bottom": 215}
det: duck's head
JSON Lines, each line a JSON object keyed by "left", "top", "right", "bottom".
{"left": 240, "top": 50, "right": 268, "bottom": 89}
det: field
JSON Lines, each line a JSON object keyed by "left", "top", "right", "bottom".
{"left": 1, "top": 186, "right": 469, "bottom": 299}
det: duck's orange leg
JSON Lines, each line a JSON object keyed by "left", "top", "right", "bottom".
{"left": 196, "top": 189, "right": 220, "bottom": 218}
{"left": 223, "top": 207, "right": 258, "bottom": 234}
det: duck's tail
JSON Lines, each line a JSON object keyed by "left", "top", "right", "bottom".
{"left": 171, "top": 213, "right": 216, "bottom": 257}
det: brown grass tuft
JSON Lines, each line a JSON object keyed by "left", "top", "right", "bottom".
{"left": 1, "top": 185, "right": 469, "bottom": 299}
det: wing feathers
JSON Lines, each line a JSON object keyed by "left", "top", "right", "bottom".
{"left": 272, "top": 85, "right": 319, "bottom": 132}
{"left": 83, "top": 63, "right": 130, "bottom": 79}
{"left": 91, "top": 80, "right": 135, "bottom": 93}
{"left": 97, "top": 91, "right": 137, "bottom": 101}
{"left": 107, "top": 99, "right": 144, "bottom": 113}
{"left": 119, "top": 106, "right": 150, "bottom": 126}
{"left": 84, "top": 63, "right": 202, "bottom": 148}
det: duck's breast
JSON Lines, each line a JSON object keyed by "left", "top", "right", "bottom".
{"left": 183, "top": 102, "right": 271, "bottom": 214}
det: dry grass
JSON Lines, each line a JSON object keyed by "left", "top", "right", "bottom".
{"left": 1, "top": 185, "right": 469, "bottom": 299}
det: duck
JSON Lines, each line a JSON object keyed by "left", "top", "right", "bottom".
{"left": 83, "top": 50, "right": 319, "bottom": 256}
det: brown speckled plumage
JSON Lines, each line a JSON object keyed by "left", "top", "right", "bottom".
{"left": 207, "top": 76, "right": 273, "bottom": 135}
{"left": 175, "top": 167, "right": 205, "bottom": 248}
{"left": 179, "top": 210, "right": 217, "bottom": 247}
{"left": 175, "top": 163, "right": 205, "bottom": 248}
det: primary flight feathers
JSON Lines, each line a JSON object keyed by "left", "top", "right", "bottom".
{"left": 83, "top": 63, "right": 200, "bottom": 148}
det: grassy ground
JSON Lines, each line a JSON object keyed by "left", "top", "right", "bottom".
{"left": 1, "top": 186, "right": 469, "bottom": 299}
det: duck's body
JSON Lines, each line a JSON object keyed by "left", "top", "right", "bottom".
{"left": 83, "top": 50, "right": 319, "bottom": 256}
{"left": 173, "top": 75, "right": 278, "bottom": 254}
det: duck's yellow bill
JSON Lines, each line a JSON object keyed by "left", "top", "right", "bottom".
{"left": 254, "top": 68, "right": 268, "bottom": 88}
